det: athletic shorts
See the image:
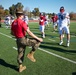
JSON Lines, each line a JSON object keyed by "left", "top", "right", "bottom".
{"left": 58, "top": 26, "right": 70, "bottom": 35}
{"left": 39, "top": 25, "right": 45, "bottom": 32}
{"left": 44, "top": 21, "right": 48, "bottom": 25}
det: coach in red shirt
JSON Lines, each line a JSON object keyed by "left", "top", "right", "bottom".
{"left": 11, "top": 10, "right": 43, "bottom": 72}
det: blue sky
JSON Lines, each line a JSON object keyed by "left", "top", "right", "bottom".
{"left": 0, "top": 0, "right": 76, "bottom": 13}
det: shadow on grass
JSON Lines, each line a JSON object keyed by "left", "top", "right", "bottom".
{"left": 40, "top": 42, "right": 76, "bottom": 53}
{"left": 33, "top": 32, "right": 41, "bottom": 36}
{"left": 0, "top": 59, "right": 18, "bottom": 72}
{"left": 30, "top": 27, "right": 39, "bottom": 30}
{"left": 70, "top": 32, "right": 76, "bottom": 36}
{"left": 72, "top": 72, "right": 76, "bottom": 75}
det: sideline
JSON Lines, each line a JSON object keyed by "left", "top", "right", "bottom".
{"left": 0, "top": 32, "right": 76, "bottom": 64}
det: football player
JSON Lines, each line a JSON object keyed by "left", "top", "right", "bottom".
{"left": 57, "top": 6, "right": 70, "bottom": 47}
{"left": 39, "top": 13, "right": 45, "bottom": 38}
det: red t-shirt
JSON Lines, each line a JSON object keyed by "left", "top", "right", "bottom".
{"left": 39, "top": 15, "right": 45, "bottom": 25}
{"left": 52, "top": 15, "right": 58, "bottom": 23}
{"left": 11, "top": 18, "right": 28, "bottom": 38}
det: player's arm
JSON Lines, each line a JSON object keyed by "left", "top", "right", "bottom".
{"left": 39, "top": 18, "right": 43, "bottom": 22}
{"left": 67, "top": 18, "right": 70, "bottom": 27}
{"left": 65, "top": 13, "right": 69, "bottom": 19}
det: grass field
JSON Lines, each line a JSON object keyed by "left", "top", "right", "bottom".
{"left": 0, "top": 21, "right": 76, "bottom": 75}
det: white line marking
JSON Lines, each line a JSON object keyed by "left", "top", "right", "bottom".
{"left": 0, "top": 32, "right": 16, "bottom": 40}
{"left": 13, "top": 47, "right": 17, "bottom": 50}
{"left": 0, "top": 32, "right": 76, "bottom": 64}
{"left": 0, "top": 32, "right": 12, "bottom": 38}
{"left": 38, "top": 48, "right": 76, "bottom": 64}
{"left": 13, "top": 46, "right": 76, "bottom": 64}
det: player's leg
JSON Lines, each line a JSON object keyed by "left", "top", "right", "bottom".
{"left": 59, "top": 27, "right": 63, "bottom": 45}
{"left": 40, "top": 25, "right": 45, "bottom": 38}
{"left": 59, "top": 35, "right": 63, "bottom": 45}
{"left": 39, "top": 25, "right": 42, "bottom": 37}
{"left": 5, "top": 20, "right": 8, "bottom": 29}
{"left": 53, "top": 22, "right": 56, "bottom": 32}
{"left": 54, "top": 22, "right": 57, "bottom": 32}
{"left": 67, "top": 34, "right": 70, "bottom": 47}
{"left": 62, "top": 30, "right": 65, "bottom": 38}
{"left": 16, "top": 39, "right": 26, "bottom": 72}
{"left": 26, "top": 38, "right": 41, "bottom": 62}
{"left": 42, "top": 25, "right": 45, "bottom": 38}
{"left": 46, "top": 21, "right": 49, "bottom": 29}
{"left": 65, "top": 27, "right": 70, "bottom": 47}
{"left": 44, "top": 21, "right": 47, "bottom": 29}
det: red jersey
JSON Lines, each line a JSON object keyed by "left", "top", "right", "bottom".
{"left": 44, "top": 15, "right": 47, "bottom": 21}
{"left": 52, "top": 15, "right": 58, "bottom": 23}
{"left": 11, "top": 18, "right": 28, "bottom": 38}
{"left": 39, "top": 15, "right": 45, "bottom": 25}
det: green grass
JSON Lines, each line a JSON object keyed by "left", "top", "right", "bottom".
{"left": 0, "top": 21, "right": 76, "bottom": 75}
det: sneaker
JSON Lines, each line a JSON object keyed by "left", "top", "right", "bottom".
{"left": 42, "top": 36, "right": 45, "bottom": 38}
{"left": 67, "top": 42, "right": 70, "bottom": 47}
{"left": 42, "top": 35, "right": 45, "bottom": 38}
{"left": 59, "top": 41, "right": 63, "bottom": 45}
{"left": 19, "top": 66, "right": 26, "bottom": 72}
{"left": 27, "top": 53, "right": 36, "bottom": 62}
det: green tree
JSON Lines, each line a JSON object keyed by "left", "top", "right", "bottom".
{"left": 9, "top": 4, "right": 16, "bottom": 16}
{"left": 4, "top": 9, "right": 9, "bottom": 15}
{"left": 9, "top": 2, "right": 24, "bottom": 16}
{"left": 15, "top": 2, "right": 24, "bottom": 12}
{"left": 32, "top": 8, "right": 40, "bottom": 17}
{"left": 69, "top": 12, "right": 76, "bottom": 20}
{"left": 0, "top": 5, "right": 4, "bottom": 17}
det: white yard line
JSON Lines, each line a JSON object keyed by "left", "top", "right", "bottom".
{"left": 0, "top": 32, "right": 12, "bottom": 38}
{"left": 13, "top": 47, "right": 17, "bottom": 50}
{"left": 0, "top": 32, "right": 16, "bottom": 40}
{"left": 0, "top": 32, "right": 76, "bottom": 64}
{"left": 38, "top": 48, "right": 76, "bottom": 64}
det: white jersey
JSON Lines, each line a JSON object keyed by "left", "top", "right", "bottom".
{"left": 11, "top": 16, "right": 14, "bottom": 23}
{"left": 57, "top": 12, "right": 69, "bottom": 27}
{"left": 57, "top": 12, "right": 70, "bottom": 35}
{"left": 44, "top": 15, "right": 49, "bottom": 25}
{"left": 5, "top": 16, "right": 11, "bottom": 25}
{"left": 23, "top": 15, "right": 29, "bottom": 24}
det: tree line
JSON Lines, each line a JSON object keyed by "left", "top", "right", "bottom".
{"left": 0, "top": 2, "right": 76, "bottom": 20}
